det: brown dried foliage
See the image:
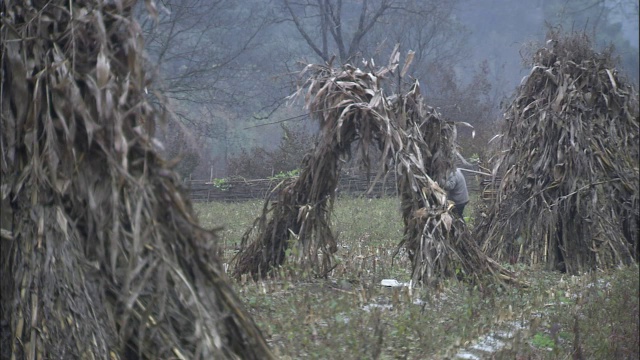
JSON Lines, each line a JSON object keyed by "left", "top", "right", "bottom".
{"left": 232, "top": 60, "right": 391, "bottom": 278}
{"left": 1, "top": 1, "right": 272, "bottom": 359}
{"left": 233, "top": 49, "right": 519, "bottom": 286}
{"left": 391, "top": 84, "right": 519, "bottom": 286}
{"left": 476, "top": 30, "right": 639, "bottom": 273}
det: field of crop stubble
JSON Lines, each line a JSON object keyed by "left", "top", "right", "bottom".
{"left": 195, "top": 197, "right": 638, "bottom": 359}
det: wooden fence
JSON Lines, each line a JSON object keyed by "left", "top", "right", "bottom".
{"left": 186, "top": 171, "right": 485, "bottom": 203}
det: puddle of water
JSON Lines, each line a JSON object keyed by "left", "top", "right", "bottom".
{"left": 493, "top": 330, "right": 515, "bottom": 339}
{"left": 454, "top": 320, "right": 526, "bottom": 359}
{"left": 455, "top": 351, "right": 481, "bottom": 360}
{"left": 470, "top": 335, "right": 505, "bottom": 353}
{"left": 510, "top": 320, "right": 527, "bottom": 330}
{"left": 362, "top": 303, "right": 393, "bottom": 312}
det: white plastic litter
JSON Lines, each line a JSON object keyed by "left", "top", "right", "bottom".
{"left": 380, "top": 279, "right": 409, "bottom": 287}
{"left": 380, "top": 279, "right": 400, "bottom": 287}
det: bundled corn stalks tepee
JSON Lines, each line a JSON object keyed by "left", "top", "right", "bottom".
{"left": 391, "top": 85, "right": 517, "bottom": 285}
{"left": 476, "top": 30, "right": 639, "bottom": 273}
{"left": 1, "top": 1, "right": 273, "bottom": 359}
{"left": 234, "top": 50, "right": 519, "bottom": 286}
{"left": 233, "top": 59, "right": 398, "bottom": 278}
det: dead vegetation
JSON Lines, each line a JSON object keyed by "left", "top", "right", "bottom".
{"left": 232, "top": 58, "right": 395, "bottom": 279}
{"left": 234, "top": 49, "right": 519, "bottom": 286}
{"left": 476, "top": 30, "right": 639, "bottom": 273}
{"left": 391, "top": 85, "right": 518, "bottom": 286}
{"left": 1, "top": 1, "right": 272, "bottom": 359}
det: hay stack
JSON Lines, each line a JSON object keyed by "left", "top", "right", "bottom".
{"left": 391, "top": 84, "right": 518, "bottom": 285}
{"left": 392, "top": 85, "right": 469, "bottom": 282}
{"left": 233, "top": 60, "right": 398, "bottom": 278}
{"left": 1, "top": 1, "right": 273, "bottom": 358}
{"left": 231, "top": 151, "right": 340, "bottom": 278}
{"left": 476, "top": 30, "right": 639, "bottom": 273}
{"left": 234, "top": 51, "right": 519, "bottom": 286}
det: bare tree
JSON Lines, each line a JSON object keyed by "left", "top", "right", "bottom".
{"left": 136, "top": 0, "right": 279, "bottom": 176}
{"left": 361, "top": 0, "right": 469, "bottom": 84}
{"left": 281, "top": 0, "right": 401, "bottom": 63}
{"left": 280, "top": 1, "right": 467, "bottom": 70}
{"left": 139, "top": 0, "right": 272, "bottom": 107}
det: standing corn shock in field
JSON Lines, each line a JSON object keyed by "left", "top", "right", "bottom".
{"left": 475, "top": 29, "right": 639, "bottom": 272}
{"left": 443, "top": 168, "right": 470, "bottom": 218}
{"left": 234, "top": 48, "right": 522, "bottom": 287}
{"left": 0, "top": 1, "right": 273, "bottom": 358}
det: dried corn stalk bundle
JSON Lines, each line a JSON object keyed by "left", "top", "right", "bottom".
{"left": 1, "top": 1, "right": 272, "bottom": 359}
{"left": 476, "top": 30, "right": 639, "bottom": 273}
{"left": 392, "top": 84, "right": 518, "bottom": 285}
{"left": 231, "top": 152, "right": 340, "bottom": 278}
{"left": 234, "top": 51, "right": 519, "bottom": 286}
{"left": 233, "top": 59, "right": 399, "bottom": 278}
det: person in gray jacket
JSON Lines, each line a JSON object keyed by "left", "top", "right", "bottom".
{"left": 443, "top": 168, "right": 469, "bottom": 218}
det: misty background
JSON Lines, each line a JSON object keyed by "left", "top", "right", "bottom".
{"left": 136, "top": 0, "right": 639, "bottom": 179}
